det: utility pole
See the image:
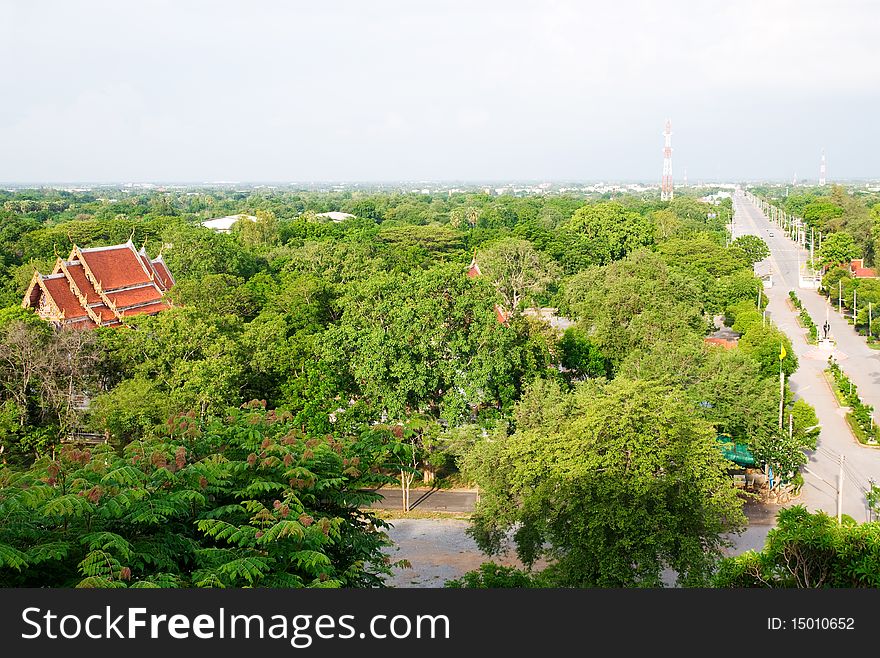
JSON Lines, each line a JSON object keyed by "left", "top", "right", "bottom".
{"left": 789, "top": 413, "right": 793, "bottom": 441}
{"left": 870, "top": 302, "right": 873, "bottom": 339}
{"left": 854, "top": 289, "right": 857, "bottom": 323}
{"left": 839, "top": 279, "right": 843, "bottom": 314}
{"left": 837, "top": 454, "right": 845, "bottom": 523}
{"left": 778, "top": 356, "right": 785, "bottom": 431}
{"left": 810, "top": 227, "right": 814, "bottom": 270}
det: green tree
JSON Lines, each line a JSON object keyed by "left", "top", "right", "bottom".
{"left": 563, "top": 251, "right": 705, "bottom": 369}
{"left": 234, "top": 210, "right": 279, "bottom": 249}
{"left": 821, "top": 266, "right": 850, "bottom": 296}
{"left": 732, "top": 235, "right": 770, "bottom": 264}
{"left": 88, "top": 377, "right": 174, "bottom": 443}
{"left": 464, "top": 378, "right": 745, "bottom": 587}
{"left": 558, "top": 327, "right": 607, "bottom": 381}
{"left": 325, "top": 265, "right": 551, "bottom": 423}
{"left": 477, "top": 238, "right": 556, "bottom": 309}
{"left": 714, "top": 507, "right": 880, "bottom": 587}
{"left": 738, "top": 323, "right": 798, "bottom": 378}
{"left": 566, "top": 202, "right": 655, "bottom": 263}
{"left": 445, "top": 563, "right": 537, "bottom": 588}
{"left": 0, "top": 405, "right": 397, "bottom": 588}
{"left": 818, "top": 232, "right": 859, "bottom": 268}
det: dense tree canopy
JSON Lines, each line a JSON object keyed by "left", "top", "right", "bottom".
{"left": 0, "top": 405, "right": 396, "bottom": 587}
{"left": 465, "top": 379, "right": 746, "bottom": 587}
{"left": 732, "top": 234, "right": 770, "bottom": 265}
{"left": 0, "top": 185, "right": 829, "bottom": 588}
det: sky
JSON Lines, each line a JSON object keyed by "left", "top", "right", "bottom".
{"left": 2, "top": 0, "right": 879, "bottom": 183}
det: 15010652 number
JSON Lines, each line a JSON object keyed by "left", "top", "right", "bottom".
{"left": 790, "top": 617, "right": 854, "bottom": 630}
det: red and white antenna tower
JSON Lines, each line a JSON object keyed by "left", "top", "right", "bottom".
{"left": 661, "top": 119, "right": 674, "bottom": 201}
{"left": 819, "top": 149, "right": 827, "bottom": 186}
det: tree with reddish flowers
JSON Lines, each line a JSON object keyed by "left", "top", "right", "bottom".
{"left": 0, "top": 402, "right": 399, "bottom": 587}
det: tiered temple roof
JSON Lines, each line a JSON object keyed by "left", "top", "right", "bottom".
{"left": 466, "top": 253, "right": 509, "bottom": 326}
{"left": 23, "top": 240, "right": 175, "bottom": 328}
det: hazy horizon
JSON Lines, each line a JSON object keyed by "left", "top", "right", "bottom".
{"left": 3, "top": 0, "right": 879, "bottom": 183}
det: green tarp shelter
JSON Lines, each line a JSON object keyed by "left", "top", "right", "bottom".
{"left": 716, "top": 435, "right": 757, "bottom": 468}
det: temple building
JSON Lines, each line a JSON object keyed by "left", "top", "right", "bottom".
{"left": 22, "top": 240, "right": 175, "bottom": 328}
{"left": 466, "top": 253, "right": 510, "bottom": 325}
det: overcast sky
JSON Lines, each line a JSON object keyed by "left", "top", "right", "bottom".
{"left": 2, "top": 0, "right": 878, "bottom": 183}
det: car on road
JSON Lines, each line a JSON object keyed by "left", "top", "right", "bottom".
{"left": 768, "top": 231, "right": 774, "bottom": 237}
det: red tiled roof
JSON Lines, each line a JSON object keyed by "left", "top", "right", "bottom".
{"left": 64, "top": 262, "right": 103, "bottom": 304}
{"left": 151, "top": 259, "right": 173, "bottom": 289}
{"left": 24, "top": 242, "right": 174, "bottom": 329}
{"left": 79, "top": 245, "right": 152, "bottom": 291}
{"left": 121, "top": 301, "right": 170, "bottom": 317}
{"left": 41, "top": 276, "right": 89, "bottom": 319}
{"left": 853, "top": 267, "right": 877, "bottom": 278}
{"left": 704, "top": 336, "right": 738, "bottom": 349}
{"left": 105, "top": 284, "right": 163, "bottom": 309}
{"left": 90, "top": 304, "right": 117, "bottom": 323}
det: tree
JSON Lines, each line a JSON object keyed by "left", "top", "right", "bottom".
{"left": 563, "top": 250, "right": 705, "bottom": 369}
{"left": 558, "top": 327, "right": 607, "bottom": 381}
{"left": 0, "top": 404, "right": 397, "bottom": 588}
{"left": 732, "top": 235, "right": 770, "bottom": 264}
{"left": 821, "top": 266, "right": 850, "bottom": 296}
{"left": 477, "top": 238, "right": 556, "bottom": 310}
{"left": 818, "top": 232, "right": 859, "bottom": 268}
{"left": 737, "top": 323, "right": 798, "bottom": 378}
{"left": 714, "top": 507, "right": 880, "bottom": 587}
{"left": 234, "top": 210, "right": 279, "bottom": 249}
{"left": 0, "top": 315, "right": 100, "bottom": 458}
{"left": 566, "top": 202, "right": 655, "bottom": 263}
{"left": 325, "top": 265, "right": 552, "bottom": 422}
{"left": 445, "top": 563, "right": 537, "bottom": 588}
{"left": 464, "top": 378, "right": 746, "bottom": 587}
{"left": 88, "top": 377, "right": 174, "bottom": 443}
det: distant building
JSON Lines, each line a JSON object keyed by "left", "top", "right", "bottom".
{"left": 523, "top": 307, "right": 575, "bottom": 333}
{"left": 201, "top": 214, "right": 258, "bottom": 233}
{"left": 315, "top": 211, "right": 355, "bottom": 222}
{"left": 700, "top": 191, "right": 732, "bottom": 205}
{"left": 704, "top": 325, "right": 741, "bottom": 349}
{"left": 848, "top": 259, "right": 877, "bottom": 279}
{"left": 465, "top": 254, "right": 508, "bottom": 325}
{"left": 23, "top": 240, "right": 174, "bottom": 328}
{"left": 466, "top": 254, "right": 482, "bottom": 278}
{"left": 465, "top": 255, "right": 573, "bottom": 330}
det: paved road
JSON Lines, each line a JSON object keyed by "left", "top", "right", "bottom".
{"left": 733, "top": 192, "right": 880, "bottom": 521}
{"left": 369, "top": 484, "right": 775, "bottom": 558}
{"left": 366, "top": 487, "right": 478, "bottom": 513}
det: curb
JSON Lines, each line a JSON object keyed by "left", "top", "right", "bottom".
{"left": 820, "top": 370, "right": 880, "bottom": 450}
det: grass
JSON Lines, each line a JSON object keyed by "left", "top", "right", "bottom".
{"left": 430, "top": 472, "right": 476, "bottom": 490}
{"left": 824, "top": 369, "right": 880, "bottom": 446}
{"left": 794, "top": 314, "right": 818, "bottom": 344}
{"left": 844, "top": 413, "right": 879, "bottom": 446}
{"left": 823, "top": 370, "right": 849, "bottom": 406}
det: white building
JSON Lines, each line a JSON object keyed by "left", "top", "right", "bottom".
{"left": 201, "top": 214, "right": 258, "bottom": 233}
{"left": 315, "top": 211, "right": 355, "bottom": 223}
